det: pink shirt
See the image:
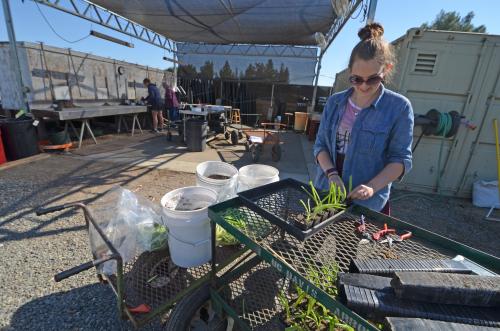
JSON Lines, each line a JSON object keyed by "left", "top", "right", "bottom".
{"left": 336, "top": 98, "right": 362, "bottom": 154}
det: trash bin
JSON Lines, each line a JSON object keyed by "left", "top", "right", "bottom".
{"left": 0, "top": 118, "right": 39, "bottom": 161}
{"left": 185, "top": 118, "right": 207, "bottom": 152}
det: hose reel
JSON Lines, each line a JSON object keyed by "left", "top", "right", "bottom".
{"left": 412, "top": 109, "right": 476, "bottom": 193}
{"left": 412, "top": 109, "right": 463, "bottom": 153}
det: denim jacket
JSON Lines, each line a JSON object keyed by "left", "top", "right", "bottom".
{"left": 313, "top": 85, "right": 414, "bottom": 211}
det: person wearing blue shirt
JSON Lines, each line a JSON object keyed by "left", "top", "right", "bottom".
{"left": 313, "top": 23, "right": 413, "bottom": 215}
{"left": 143, "top": 78, "right": 164, "bottom": 133}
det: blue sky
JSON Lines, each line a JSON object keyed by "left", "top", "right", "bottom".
{"left": 1, "top": 0, "right": 499, "bottom": 86}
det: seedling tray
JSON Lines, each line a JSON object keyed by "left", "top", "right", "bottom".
{"left": 237, "top": 178, "right": 349, "bottom": 241}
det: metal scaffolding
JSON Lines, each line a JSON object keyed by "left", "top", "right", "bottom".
{"left": 32, "top": 0, "right": 174, "bottom": 51}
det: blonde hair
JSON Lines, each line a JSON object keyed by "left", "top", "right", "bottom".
{"left": 348, "top": 23, "right": 396, "bottom": 80}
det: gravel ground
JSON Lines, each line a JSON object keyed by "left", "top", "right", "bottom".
{"left": 391, "top": 190, "right": 500, "bottom": 258}
{"left": 1, "top": 154, "right": 499, "bottom": 331}
{"left": 0, "top": 154, "right": 194, "bottom": 331}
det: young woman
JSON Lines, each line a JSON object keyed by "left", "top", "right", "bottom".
{"left": 313, "top": 23, "right": 413, "bottom": 215}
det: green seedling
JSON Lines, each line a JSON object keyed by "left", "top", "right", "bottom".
{"left": 299, "top": 198, "right": 314, "bottom": 224}
{"left": 300, "top": 182, "right": 347, "bottom": 226}
{"left": 216, "top": 209, "right": 248, "bottom": 246}
{"left": 281, "top": 261, "right": 352, "bottom": 330}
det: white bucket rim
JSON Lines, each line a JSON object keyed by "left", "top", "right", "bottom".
{"left": 239, "top": 164, "right": 279, "bottom": 180}
{"left": 196, "top": 161, "right": 238, "bottom": 184}
{"left": 161, "top": 186, "right": 218, "bottom": 214}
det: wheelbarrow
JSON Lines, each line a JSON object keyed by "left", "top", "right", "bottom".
{"left": 242, "top": 123, "right": 286, "bottom": 162}
{"left": 36, "top": 197, "right": 246, "bottom": 329}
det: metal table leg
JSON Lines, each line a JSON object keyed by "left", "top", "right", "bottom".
{"left": 77, "top": 119, "right": 98, "bottom": 149}
{"left": 131, "top": 114, "right": 143, "bottom": 136}
{"left": 117, "top": 115, "right": 122, "bottom": 133}
{"left": 84, "top": 120, "right": 97, "bottom": 144}
{"left": 68, "top": 121, "right": 79, "bottom": 138}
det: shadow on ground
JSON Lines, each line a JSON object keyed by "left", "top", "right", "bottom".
{"left": 6, "top": 283, "right": 162, "bottom": 331}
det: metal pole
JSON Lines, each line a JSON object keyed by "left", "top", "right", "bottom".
{"left": 2, "top": 0, "right": 29, "bottom": 111}
{"left": 367, "top": 0, "right": 378, "bottom": 24}
{"left": 311, "top": 52, "right": 324, "bottom": 113}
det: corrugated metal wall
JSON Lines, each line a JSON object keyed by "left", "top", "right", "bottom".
{"left": 0, "top": 42, "right": 174, "bottom": 109}
{"left": 332, "top": 28, "right": 500, "bottom": 197}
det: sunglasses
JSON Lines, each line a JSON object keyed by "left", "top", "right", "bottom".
{"left": 349, "top": 72, "right": 384, "bottom": 86}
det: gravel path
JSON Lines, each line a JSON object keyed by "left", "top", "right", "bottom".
{"left": 0, "top": 154, "right": 194, "bottom": 331}
{"left": 1, "top": 154, "right": 498, "bottom": 331}
{"left": 391, "top": 190, "right": 500, "bottom": 258}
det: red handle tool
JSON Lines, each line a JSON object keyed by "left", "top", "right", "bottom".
{"left": 372, "top": 223, "right": 396, "bottom": 241}
{"left": 394, "top": 231, "right": 412, "bottom": 241}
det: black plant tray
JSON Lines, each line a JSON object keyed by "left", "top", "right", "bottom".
{"left": 237, "top": 178, "right": 350, "bottom": 241}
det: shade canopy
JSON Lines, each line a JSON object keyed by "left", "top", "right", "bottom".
{"left": 90, "top": 0, "right": 342, "bottom": 45}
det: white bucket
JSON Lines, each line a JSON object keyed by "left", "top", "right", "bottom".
{"left": 238, "top": 164, "right": 280, "bottom": 192}
{"left": 196, "top": 161, "right": 238, "bottom": 202}
{"left": 161, "top": 186, "right": 217, "bottom": 268}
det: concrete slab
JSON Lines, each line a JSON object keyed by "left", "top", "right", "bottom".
{"left": 68, "top": 130, "right": 313, "bottom": 181}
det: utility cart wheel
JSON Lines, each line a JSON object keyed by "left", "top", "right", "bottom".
{"left": 165, "top": 283, "right": 229, "bottom": 331}
{"left": 224, "top": 131, "right": 230, "bottom": 140}
{"left": 238, "top": 131, "right": 244, "bottom": 140}
{"left": 230, "top": 130, "right": 239, "bottom": 145}
{"left": 272, "top": 144, "right": 281, "bottom": 162}
{"left": 250, "top": 144, "right": 260, "bottom": 162}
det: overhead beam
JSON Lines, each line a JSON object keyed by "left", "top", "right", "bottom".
{"left": 31, "top": 0, "right": 174, "bottom": 52}
{"left": 324, "top": 0, "right": 364, "bottom": 52}
{"left": 366, "top": 0, "right": 378, "bottom": 23}
{"left": 176, "top": 42, "right": 319, "bottom": 60}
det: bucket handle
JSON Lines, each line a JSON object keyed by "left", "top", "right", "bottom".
{"left": 169, "top": 232, "right": 211, "bottom": 247}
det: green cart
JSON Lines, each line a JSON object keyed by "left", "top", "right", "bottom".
{"left": 201, "top": 196, "right": 500, "bottom": 330}
{"left": 38, "top": 179, "right": 500, "bottom": 330}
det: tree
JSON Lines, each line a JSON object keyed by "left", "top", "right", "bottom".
{"left": 244, "top": 64, "right": 256, "bottom": 80}
{"left": 255, "top": 62, "right": 266, "bottom": 79}
{"left": 219, "top": 61, "right": 235, "bottom": 80}
{"left": 199, "top": 61, "right": 214, "bottom": 80}
{"left": 178, "top": 64, "right": 198, "bottom": 79}
{"left": 421, "top": 10, "right": 486, "bottom": 33}
{"left": 278, "top": 63, "right": 290, "bottom": 83}
{"left": 264, "top": 59, "right": 276, "bottom": 81}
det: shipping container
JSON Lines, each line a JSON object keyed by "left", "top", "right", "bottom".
{"left": 333, "top": 28, "right": 500, "bottom": 197}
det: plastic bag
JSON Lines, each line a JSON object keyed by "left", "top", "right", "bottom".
{"left": 472, "top": 180, "right": 500, "bottom": 208}
{"left": 87, "top": 186, "right": 168, "bottom": 275}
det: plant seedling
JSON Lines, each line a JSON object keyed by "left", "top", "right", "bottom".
{"left": 297, "top": 181, "right": 348, "bottom": 230}
{"left": 279, "top": 261, "right": 354, "bottom": 330}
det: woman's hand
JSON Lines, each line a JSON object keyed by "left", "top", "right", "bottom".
{"left": 328, "top": 173, "right": 346, "bottom": 192}
{"left": 348, "top": 184, "right": 374, "bottom": 200}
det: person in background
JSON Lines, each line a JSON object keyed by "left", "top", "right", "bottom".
{"left": 142, "top": 78, "right": 163, "bottom": 133}
{"left": 313, "top": 22, "right": 414, "bottom": 215}
{"left": 164, "top": 82, "right": 179, "bottom": 123}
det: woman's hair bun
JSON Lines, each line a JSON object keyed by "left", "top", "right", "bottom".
{"left": 358, "top": 22, "right": 384, "bottom": 41}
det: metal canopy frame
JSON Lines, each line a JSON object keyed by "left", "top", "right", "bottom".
{"left": 32, "top": 0, "right": 174, "bottom": 52}
{"left": 176, "top": 42, "right": 319, "bottom": 60}
{"left": 26, "top": 0, "right": 376, "bottom": 113}
{"left": 31, "top": 0, "right": 371, "bottom": 58}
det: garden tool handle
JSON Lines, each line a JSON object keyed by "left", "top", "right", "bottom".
{"left": 36, "top": 203, "right": 76, "bottom": 216}
{"left": 399, "top": 231, "right": 412, "bottom": 240}
{"left": 54, "top": 255, "right": 114, "bottom": 282}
